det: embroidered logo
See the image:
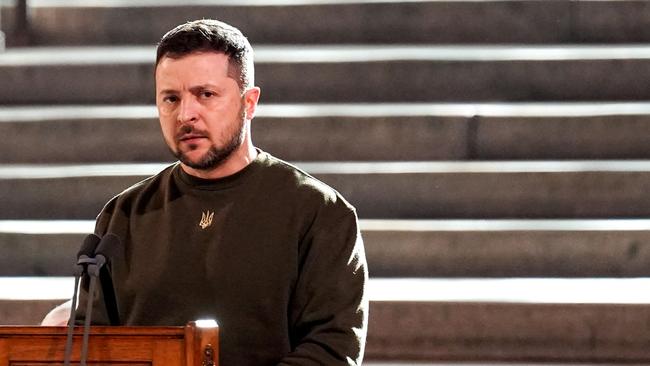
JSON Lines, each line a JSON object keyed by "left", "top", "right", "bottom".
{"left": 199, "top": 210, "right": 215, "bottom": 229}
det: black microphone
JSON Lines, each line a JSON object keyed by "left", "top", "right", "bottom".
{"left": 93, "top": 233, "right": 121, "bottom": 272}
{"left": 64, "top": 233, "right": 100, "bottom": 366}
{"left": 75, "top": 234, "right": 101, "bottom": 276}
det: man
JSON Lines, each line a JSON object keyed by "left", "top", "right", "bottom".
{"left": 71, "top": 19, "right": 368, "bottom": 366}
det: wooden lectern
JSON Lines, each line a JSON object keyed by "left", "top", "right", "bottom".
{"left": 0, "top": 320, "right": 218, "bottom": 366}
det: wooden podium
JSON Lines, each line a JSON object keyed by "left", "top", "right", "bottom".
{"left": 0, "top": 320, "right": 218, "bottom": 366}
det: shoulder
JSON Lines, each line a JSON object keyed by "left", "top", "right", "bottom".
{"left": 260, "top": 152, "right": 357, "bottom": 217}
{"left": 96, "top": 163, "right": 178, "bottom": 219}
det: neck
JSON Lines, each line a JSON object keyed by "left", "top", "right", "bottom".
{"left": 180, "top": 139, "right": 257, "bottom": 180}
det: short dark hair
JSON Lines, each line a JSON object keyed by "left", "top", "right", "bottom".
{"left": 156, "top": 19, "right": 254, "bottom": 92}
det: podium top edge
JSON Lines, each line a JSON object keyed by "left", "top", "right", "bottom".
{"left": 0, "top": 325, "right": 194, "bottom": 336}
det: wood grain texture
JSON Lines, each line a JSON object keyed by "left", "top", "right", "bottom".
{"left": 0, "top": 322, "right": 218, "bottom": 366}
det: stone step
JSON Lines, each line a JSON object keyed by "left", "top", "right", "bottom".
{"left": 3, "top": 219, "right": 650, "bottom": 278}
{"left": 2, "top": 0, "right": 650, "bottom": 45}
{"left": 3, "top": 277, "right": 650, "bottom": 362}
{"left": 2, "top": 161, "right": 650, "bottom": 219}
{"left": 364, "top": 219, "right": 650, "bottom": 277}
{"left": 7, "top": 46, "right": 650, "bottom": 103}
{"left": 4, "top": 103, "right": 650, "bottom": 163}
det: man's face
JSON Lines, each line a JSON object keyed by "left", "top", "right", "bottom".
{"left": 155, "top": 52, "right": 257, "bottom": 171}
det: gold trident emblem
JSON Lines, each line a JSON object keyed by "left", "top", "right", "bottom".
{"left": 199, "top": 211, "right": 215, "bottom": 229}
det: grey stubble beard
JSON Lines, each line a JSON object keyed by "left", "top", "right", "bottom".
{"left": 173, "top": 105, "right": 247, "bottom": 171}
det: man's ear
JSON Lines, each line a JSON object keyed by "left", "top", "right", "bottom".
{"left": 243, "top": 87, "right": 261, "bottom": 120}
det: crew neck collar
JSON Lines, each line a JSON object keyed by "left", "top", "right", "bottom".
{"left": 174, "top": 149, "right": 268, "bottom": 190}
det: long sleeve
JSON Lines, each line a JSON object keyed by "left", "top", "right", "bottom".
{"left": 279, "top": 206, "right": 369, "bottom": 365}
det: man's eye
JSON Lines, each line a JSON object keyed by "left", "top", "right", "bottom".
{"left": 200, "top": 91, "right": 215, "bottom": 98}
{"left": 163, "top": 96, "right": 178, "bottom": 103}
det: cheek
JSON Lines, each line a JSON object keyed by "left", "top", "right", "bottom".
{"left": 158, "top": 117, "right": 177, "bottom": 140}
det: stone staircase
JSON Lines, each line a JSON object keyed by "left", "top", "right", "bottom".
{"left": 2, "top": 0, "right": 650, "bottom": 364}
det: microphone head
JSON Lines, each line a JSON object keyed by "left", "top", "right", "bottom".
{"left": 77, "top": 233, "right": 101, "bottom": 259}
{"left": 94, "top": 233, "right": 122, "bottom": 264}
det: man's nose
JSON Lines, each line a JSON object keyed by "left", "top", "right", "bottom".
{"left": 177, "top": 97, "right": 199, "bottom": 125}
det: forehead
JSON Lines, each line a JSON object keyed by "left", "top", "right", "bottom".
{"left": 155, "top": 52, "right": 233, "bottom": 84}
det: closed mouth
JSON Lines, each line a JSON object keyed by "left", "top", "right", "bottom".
{"left": 178, "top": 134, "right": 207, "bottom": 142}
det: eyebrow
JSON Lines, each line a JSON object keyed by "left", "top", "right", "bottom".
{"left": 158, "top": 84, "right": 221, "bottom": 96}
{"left": 189, "top": 85, "right": 221, "bottom": 94}
{"left": 158, "top": 89, "right": 177, "bottom": 96}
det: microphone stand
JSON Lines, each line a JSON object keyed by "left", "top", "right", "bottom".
{"left": 63, "top": 254, "right": 96, "bottom": 366}
{"left": 80, "top": 258, "right": 101, "bottom": 366}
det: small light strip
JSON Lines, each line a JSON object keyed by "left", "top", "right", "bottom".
{"left": 5, "top": 103, "right": 650, "bottom": 122}
{"left": 4, "top": 277, "right": 650, "bottom": 304}
{"left": 27, "top": 0, "right": 438, "bottom": 7}
{"left": 0, "top": 220, "right": 95, "bottom": 234}
{"left": 4, "top": 161, "right": 650, "bottom": 180}
{"left": 368, "top": 278, "right": 650, "bottom": 303}
{"left": 5, "top": 45, "right": 650, "bottom": 66}
{"left": 359, "top": 219, "right": 650, "bottom": 232}
{"left": 3, "top": 219, "right": 650, "bottom": 234}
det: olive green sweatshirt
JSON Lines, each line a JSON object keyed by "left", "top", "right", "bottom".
{"left": 76, "top": 150, "right": 368, "bottom": 365}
